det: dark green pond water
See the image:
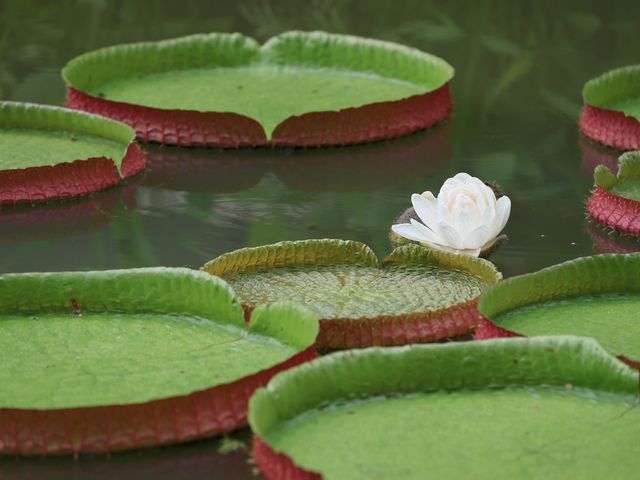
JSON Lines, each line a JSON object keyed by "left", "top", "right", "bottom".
{"left": 1, "top": 0, "right": 639, "bottom": 478}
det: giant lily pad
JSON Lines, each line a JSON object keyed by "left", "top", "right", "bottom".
{"left": 580, "top": 65, "right": 640, "bottom": 150}
{"left": 587, "top": 151, "right": 640, "bottom": 237}
{"left": 476, "top": 253, "right": 640, "bottom": 368}
{"left": 0, "top": 102, "right": 145, "bottom": 206}
{"left": 63, "top": 32, "right": 454, "bottom": 148}
{"left": 249, "top": 336, "right": 640, "bottom": 480}
{"left": 0, "top": 268, "right": 318, "bottom": 455}
{"left": 202, "top": 240, "right": 500, "bottom": 350}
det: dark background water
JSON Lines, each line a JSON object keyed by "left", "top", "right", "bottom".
{"left": 1, "top": 0, "right": 639, "bottom": 478}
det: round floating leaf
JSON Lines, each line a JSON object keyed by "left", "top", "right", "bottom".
{"left": 580, "top": 65, "right": 640, "bottom": 150}
{"left": 587, "top": 151, "right": 640, "bottom": 237}
{"left": 0, "top": 268, "right": 318, "bottom": 455}
{"left": 249, "top": 336, "right": 640, "bottom": 480}
{"left": 477, "top": 253, "right": 640, "bottom": 367}
{"left": 63, "top": 32, "right": 454, "bottom": 147}
{"left": 202, "top": 239, "right": 500, "bottom": 349}
{"left": 0, "top": 101, "right": 145, "bottom": 206}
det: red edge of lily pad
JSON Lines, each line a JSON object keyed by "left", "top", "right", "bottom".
{"left": 244, "top": 298, "right": 481, "bottom": 350}
{"left": 0, "top": 346, "right": 315, "bottom": 456}
{"left": 253, "top": 436, "right": 321, "bottom": 480}
{"left": 474, "top": 318, "right": 639, "bottom": 370}
{"left": 579, "top": 104, "right": 640, "bottom": 151}
{"left": 587, "top": 186, "right": 640, "bottom": 237}
{"left": 0, "top": 142, "right": 146, "bottom": 206}
{"left": 67, "top": 83, "right": 452, "bottom": 148}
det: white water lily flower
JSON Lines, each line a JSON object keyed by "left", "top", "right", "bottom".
{"left": 392, "top": 173, "right": 511, "bottom": 257}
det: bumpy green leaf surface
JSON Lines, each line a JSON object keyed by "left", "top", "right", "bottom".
{"left": 480, "top": 254, "right": 640, "bottom": 358}
{"left": 250, "top": 337, "right": 639, "bottom": 480}
{"left": 583, "top": 65, "right": 640, "bottom": 121}
{"left": 63, "top": 32, "right": 454, "bottom": 138}
{"left": 594, "top": 151, "right": 640, "bottom": 201}
{"left": 0, "top": 268, "right": 317, "bottom": 409}
{"left": 0, "top": 101, "right": 133, "bottom": 173}
{"left": 203, "top": 240, "right": 499, "bottom": 320}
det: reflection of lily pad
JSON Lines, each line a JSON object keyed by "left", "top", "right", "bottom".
{"left": 0, "top": 176, "right": 141, "bottom": 245}
{"left": 587, "top": 151, "right": 640, "bottom": 237}
{"left": 63, "top": 32, "right": 454, "bottom": 147}
{"left": 250, "top": 336, "right": 640, "bottom": 479}
{"left": 476, "top": 254, "right": 640, "bottom": 368}
{"left": 580, "top": 65, "right": 640, "bottom": 150}
{"left": 144, "top": 126, "right": 451, "bottom": 193}
{"left": 202, "top": 239, "right": 500, "bottom": 349}
{"left": 0, "top": 102, "right": 145, "bottom": 206}
{"left": 587, "top": 223, "right": 640, "bottom": 255}
{"left": 0, "top": 268, "right": 317, "bottom": 455}
{"left": 579, "top": 136, "right": 619, "bottom": 179}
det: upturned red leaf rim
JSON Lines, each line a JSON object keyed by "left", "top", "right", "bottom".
{"left": 201, "top": 239, "right": 500, "bottom": 350}
{"left": 579, "top": 65, "right": 640, "bottom": 150}
{"left": 476, "top": 253, "right": 640, "bottom": 369}
{"left": 249, "top": 336, "right": 639, "bottom": 479}
{"left": 0, "top": 101, "right": 145, "bottom": 206}
{"left": 587, "top": 151, "right": 640, "bottom": 237}
{"left": 0, "top": 268, "right": 318, "bottom": 456}
{"left": 63, "top": 31, "right": 454, "bottom": 148}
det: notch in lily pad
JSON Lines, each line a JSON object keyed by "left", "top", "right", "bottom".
{"left": 0, "top": 268, "right": 318, "bottom": 455}
{"left": 249, "top": 336, "right": 639, "bottom": 479}
{"left": 476, "top": 253, "right": 640, "bottom": 369}
{"left": 63, "top": 31, "right": 454, "bottom": 148}
{"left": 0, "top": 101, "right": 145, "bottom": 206}
{"left": 580, "top": 65, "right": 640, "bottom": 150}
{"left": 202, "top": 239, "right": 500, "bottom": 350}
{"left": 588, "top": 150, "right": 640, "bottom": 237}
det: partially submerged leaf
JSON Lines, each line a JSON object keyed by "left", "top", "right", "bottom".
{"left": 250, "top": 336, "right": 640, "bottom": 480}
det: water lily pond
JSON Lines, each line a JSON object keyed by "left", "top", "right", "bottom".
{"left": 1, "top": 0, "right": 640, "bottom": 478}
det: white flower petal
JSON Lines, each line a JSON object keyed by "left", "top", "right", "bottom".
{"left": 391, "top": 223, "right": 430, "bottom": 243}
{"left": 436, "top": 221, "right": 464, "bottom": 249}
{"left": 463, "top": 225, "right": 490, "bottom": 249}
{"left": 450, "top": 193, "right": 482, "bottom": 236}
{"left": 401, "top": 172, "right": 510, "bottom": 257}
{"left": 492, "top": 195, "right": 511, "bottom": 237}
{"left": 409, "top": 218, "right": 446, "bottom": 245}
{"left": 411, "top": 193, "right": 438, "bottom": 228}
{"left": 465, "top": 247, "right": 482, "bottom": 257}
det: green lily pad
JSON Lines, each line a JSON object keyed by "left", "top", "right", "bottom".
{"left": 478, "top": 254, "right": 640, "bottom": 362}
{"left": 0, "top": 268, "right": 316, "bottom": 409}
{"left": 0, "top": 101, "right": 132, "bottom": 173}
{"left": 594, "top": 150, "right": 640, "bottom": 201}
{"left": 63, "top": 31, "right": 453, "bottom": 139}
{"left": 250, "top": 336, "right": 640, "bottom": 480}
{"left": 202, "top": 239, "right": 500, "bottom": 349}
{"left": 583, "top": 65, "right": 640, "bottom": 121}
{"left": 0, "top": 268, "right": 318, "bottom": 455}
